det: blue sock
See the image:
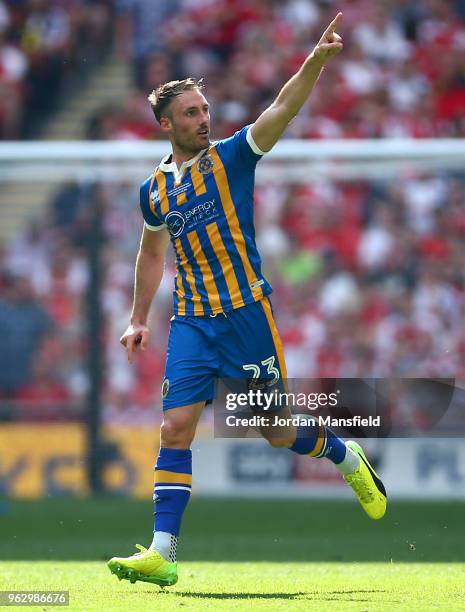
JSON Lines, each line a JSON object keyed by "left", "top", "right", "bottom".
{"left": 153, "top": 447, "right": 192, "bottom": 537}
{"left": 289, "top": 421, "right": 347, "bottom": 464}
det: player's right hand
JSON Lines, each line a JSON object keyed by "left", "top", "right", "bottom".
{"left": 120, "top": 323, "right": 150, "bottom": 363}
{"left": 312, "top": 12, "right": 343, "bottom": 64}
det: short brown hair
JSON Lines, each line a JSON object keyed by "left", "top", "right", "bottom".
{"left": 148, "top": 78, "right": 204, "bottom": 123}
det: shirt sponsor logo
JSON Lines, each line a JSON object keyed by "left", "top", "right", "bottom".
{"left": 165, "top": 211, "right": 185, "bottom": 237}
{"left": 164, "top": 199, "right": 219, "bottom": 237}
{"left": 185, "top": 199, "right": 217, "bottom": 225}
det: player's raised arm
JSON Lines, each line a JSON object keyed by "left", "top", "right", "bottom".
{"left": 120, "top": 225, "right": 170, "bottom": 363}
{"left": 250, "top": 12, "right": 343, "bottom": 152}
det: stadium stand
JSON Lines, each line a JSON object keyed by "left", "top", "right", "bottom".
{"left": 90, "top": 0, "right": 465, "bottom": 141}
{"left": 0, "top": 0, "right": 114, "bottom": 139}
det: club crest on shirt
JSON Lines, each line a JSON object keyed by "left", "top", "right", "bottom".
{"left": 197, "top": 155, "right": 214, "bottom": 175}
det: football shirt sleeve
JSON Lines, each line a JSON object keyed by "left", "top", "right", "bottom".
{"left": 216, "top": 124, "right": 267, "bottom": 170}
{"left": 139, "top": 174, "right": 166, "bottom": 231}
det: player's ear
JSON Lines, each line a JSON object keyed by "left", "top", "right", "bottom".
{"left": 159, "top": 115, "right": 172, "bottom": 133}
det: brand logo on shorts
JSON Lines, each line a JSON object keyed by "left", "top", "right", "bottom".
{"left": 162, "top": 378, "right": 170, "bottom": 398}
{"left": 165, "top": 211, "right": 185, "bottom": 237}
{"left": 197, "top": 155, "right": 214, "bottom": 174}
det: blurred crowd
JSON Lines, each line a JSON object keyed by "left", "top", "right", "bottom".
{"left": 2, "top": 0, "right": 465, "bottom": 140}
{"left": 1, "top": 170, "right": 464, "bottom": 423}
{"left": 0, "top": 0, "right": 113, "bottom": 138}
{"left": 89, "top": 0, "right": 465, "bottom": 140}
{"left": 0, "top": 0, "right": 464, "bottom": 424}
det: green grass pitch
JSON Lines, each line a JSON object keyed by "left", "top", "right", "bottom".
{"left": 1, "top": 498, "right": 464, "bottom": 611}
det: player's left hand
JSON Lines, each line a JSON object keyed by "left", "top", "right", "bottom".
{"left": 312, "top": 12, "right": 343, "bottom": 64}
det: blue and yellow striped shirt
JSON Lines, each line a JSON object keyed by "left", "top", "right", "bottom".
{"left": 139, "top": 125, "right": 272, "bottom": 316}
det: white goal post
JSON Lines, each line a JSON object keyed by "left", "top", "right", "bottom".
{"left": 1, "top": 138, "right": 465, "bottom": 183}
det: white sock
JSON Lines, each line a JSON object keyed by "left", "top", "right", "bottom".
{"left": 334, "top": 444, "right": 360, "bottom": 476}
{"left": 150, "top": 531, "right": 178, "bottom": 563}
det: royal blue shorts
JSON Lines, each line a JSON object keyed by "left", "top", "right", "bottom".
{"left": 162, "top": 297, "right": 287, "bottom": 410}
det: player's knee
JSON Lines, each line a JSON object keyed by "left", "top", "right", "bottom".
{"left": 160, "top": 416, "right": 195, "bottom": 448}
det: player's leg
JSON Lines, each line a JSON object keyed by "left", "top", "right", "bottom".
{"left": 151, "top": 315, "right": 217, "bottom": 564}
{"left": 150, "top": 401, "right": 205, "bottom": 560}
{"left": 107, "top": 401, "right": 204, "bottom": 587}
{"left": 262, "top": 408, "right": 386, "bottom": 518}
{"left": 219, "top": 297, "right": 386, "bottom": 519}
{"left": 256, "top": 395, "right": 356, "bottom": 475}
{"left": 108, "top": 316, "right": 217, "bottom": 586}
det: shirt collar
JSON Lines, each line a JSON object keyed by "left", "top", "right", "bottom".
{"left": 159, "top": 147, "right": 209, "bottom": 183}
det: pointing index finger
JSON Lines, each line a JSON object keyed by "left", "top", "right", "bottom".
{"left": 325, "top": 12, "right": 342, "bottom": 36}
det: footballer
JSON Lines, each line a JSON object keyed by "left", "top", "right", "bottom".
{"left": 108, "top": 13, "right": 387, "bottom": 587}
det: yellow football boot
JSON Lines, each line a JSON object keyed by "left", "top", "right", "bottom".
{"left": 107, "top": 544, "right": 177, "bottom": 587}
{"left": 344, "top": 441, "right": 387, "bottom": 520}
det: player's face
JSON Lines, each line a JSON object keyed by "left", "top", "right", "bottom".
{"left": 162, "top": 90, "right": 211, "bottom": 155}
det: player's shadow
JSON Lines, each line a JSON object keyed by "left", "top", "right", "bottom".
{"left": 169, "top": 589, "right": 387, "bottom": 601}
{"left": 307, "top": 589, "right": 400, "bottom": 604}
{"left": 173, "top": 591, "right": 309, "bottom": 600}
